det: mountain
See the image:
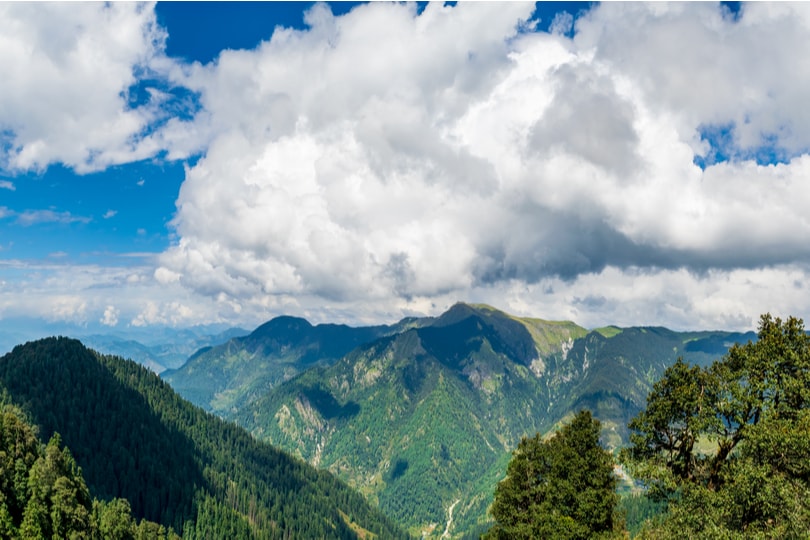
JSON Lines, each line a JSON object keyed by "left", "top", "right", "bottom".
{"left": 0, "top": 337, "right": 408, "bottom": 539}
{"left": 0, "top": 320, "right": 247, "bottom": 374}
{"left": 0, "top": 403, "right": 175, "bottom": 539}
{"left": 162, "top": 316, "right": 413, "bottom": 414}
{"left": 198, "top": 303, "right": 755, "bottom": 537}
{"left": 78, "top": 325, "right": 248, "bottom": 373}
{"left": 236, "top": 304, "right": 589, "bottom": 536}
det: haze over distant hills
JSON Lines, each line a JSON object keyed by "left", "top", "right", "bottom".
{"left": 164, "top": 302, "right": 756, "bottom": 537}
{"left": 0, "top": 321, "right": 247, "bottom": 373}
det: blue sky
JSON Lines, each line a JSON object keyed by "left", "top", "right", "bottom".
{"left": 2, "top": 1, "right": 810, "bottom": 337}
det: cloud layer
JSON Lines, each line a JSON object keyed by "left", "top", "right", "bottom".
{"left": 5, "top": 2, "right": 810, "bottom": 331}
{"left": 154, "top": 2, "right": 810, "bottom": 329}
{"left": 0, "top": 2, "right": 170, "bottom": 172}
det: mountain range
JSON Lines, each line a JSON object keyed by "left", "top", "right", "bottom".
{"left": 0, "top": 321, "right": 247, "bottom": 374}
{"left": 164, "top": 302, "right": 756, "bottom": 537}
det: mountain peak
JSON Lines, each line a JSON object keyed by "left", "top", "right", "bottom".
{"left": 250, "top": 315, "right": 313, "bottom": 339}
{"left": 433, "top": 302, "right": 505, "bottom": 327}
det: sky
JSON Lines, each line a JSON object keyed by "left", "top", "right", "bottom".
{"left": 2, "top": 1, "right": 810, "bottom": 335}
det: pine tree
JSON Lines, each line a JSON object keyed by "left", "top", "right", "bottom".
{"left": 485, "top": 410, "right": 622, "bottom": 539}
{"left": 23, "top": 433, "right": 93, "bottom": 539}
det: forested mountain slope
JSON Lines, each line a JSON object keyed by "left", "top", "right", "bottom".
{"left": 0, "top": 404, "right": 175, "bottom": 539}
{"left": 0, "top": 337, "right": 408, "bottom": 539}
{"left": 162, "top": 316, "right": 411, "bottom": 414}
{"left": 219, "top": 303, "right": 754, "bottom": 537}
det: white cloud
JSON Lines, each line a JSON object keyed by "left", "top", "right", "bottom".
{"left": 150, "top": 2, "right": 810, "bottom": 331}
{"left": 0, "top": 207, "right": 92, "bottom": 226}
{"left": 0, "top": 2, "right": 174, "bottom": 173}
{"left": 48, "top": 295, "right": 87, "bottom": 324}
{"left": 6, "top": 2, "right": 810, "bottom": 332}
{"left": 100, "top": 305, "right": 119, "bottom": 326}
{"left": 481, "top": 265, "right": 810, "bottom": 332}
{"left": 574, "top": 2, "right": 810, "bottom": 156}
{"left": 15, "top": 209, "right": 91, "bottom": 227}
{"left": 103, "top": 210, "right": 117, "bottom": 219}
{"left": 0, "top": 180, "right": 14, "bottom": 191}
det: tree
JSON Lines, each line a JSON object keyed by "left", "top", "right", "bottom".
{"left": 94, "top": 498, "right": 135, "bottom": 540}
{"left": 485, "top": 410, "right": 622, "bottom": 539}
{"left": 22, "top": 433, "right": 93, "bottom": 539}
{"left": 625, "top": 314, "right": 810, "bottom": 538}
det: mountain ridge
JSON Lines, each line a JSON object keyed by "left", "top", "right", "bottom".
{"left": 162, "top": 302, "right": 757, "bottom": 537}
{"left": 0, "top": 336, "right": 409, "bottom": 539}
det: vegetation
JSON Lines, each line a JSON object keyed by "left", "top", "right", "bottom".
{"left": 242, "top": 304, "right": 578, "bottom": 535}
{"left": 0, "top": 337, "right": 408, "bottom": 539}
{"left": 617, "top": 494, "right": 665, "bottom": 538}
{"left": 163, "top": 316, "right": 394, "bottom": 413}
{"left": 218, "top": 303, "right": 754, "bottom": 537}
{"left": 0, "top": 404, "right": 176, "bottom": 539}
{"left": 623, "top": 314, "right": 810, "bottom": 538}
{"left": 0, "top": 305, "right": 799, "bottom": 539}
{"left": 11, "top": 303, "right": 805, "bottom": 540}
{"left": 484, "top": 410, "right": 622, "bottom": 540}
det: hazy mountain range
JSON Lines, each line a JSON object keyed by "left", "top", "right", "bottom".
{"left": 0, "top": 321, "right": 247, "bottom": 373}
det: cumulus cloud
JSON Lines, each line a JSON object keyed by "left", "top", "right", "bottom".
{"left": 7, "top": 2, "right": 810, "bottom": 331}
{"left": 0, "top": 181, "right": 14, "bottom": 191}
{"left": 575, "top": 3, "right": 810, "bottom": 156}
{"left": 100, "top": 305, "right": 119, "bottom": 327}
{"left": 147, "top": 2, "right": 810, "bottom": 330}
{"left": 159, "top": 2, "right": 537, "bottom": 301}
{"left": 0, "top": 2, "right": 176, "bottom": 173}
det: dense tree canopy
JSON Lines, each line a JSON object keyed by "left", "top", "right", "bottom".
{"left": 485, "top": 410, "right": 622, "bottom": 539}
{"left": 0, "top": 404, "right": 176, "bottom": 539}
{"left": 624, "top": 314, "right": 810, "bottom": 538}
{"left": 0, "top": 337, "right": 409, "bottom": 540}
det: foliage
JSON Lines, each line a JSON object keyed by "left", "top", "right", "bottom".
{"left": 230, "top": 303, "right": 752, "bottom": 537}
{"left": 0, "top": 337, "right": 408, "bottom": 539}
{"left": 617, "top": 494, "right": 665, "bottom": 538}
{"left": 624, "top": 314, "right": 810, "bottom": 537}
{"left": 484, "top": 410, "right": 623, "bottom": 540}
{"left": 0, "top": 405, "right": 173, "bottom": 539}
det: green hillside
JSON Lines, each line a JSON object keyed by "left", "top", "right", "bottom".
{"left": 163, "top": 316, "right": 400, "bottom": 414}
{"left": 0, "top": 337, "right": 408, "bottom": 539}
{"left": 154, "top": 303, "right": 756, "bottom": 536}
{"left": 209, "top": 303, "right": 755, "bottom": 537}
{"left": 0, "top": 402, "right": 177, "bottom": 539}
{"left": 234, "top": 304, "right": 586, "bottom": 536}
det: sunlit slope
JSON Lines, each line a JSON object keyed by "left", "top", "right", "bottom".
{"left": 239, "top": 304, "right": 588, "bottom": 535}
{"left": 163, "top": 315, "right": 399, "bottom": 414}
